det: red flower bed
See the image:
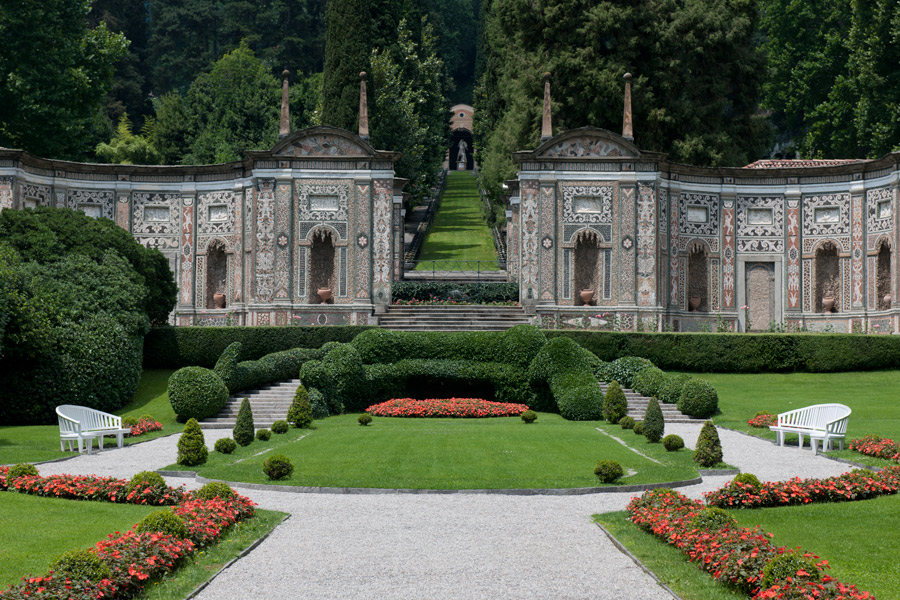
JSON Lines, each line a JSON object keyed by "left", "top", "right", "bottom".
{"left": 130, "top": 418, "right": 164, "bottom": 437}
{"left": 627, "top": 488, "right": 874, "bottom": 599}
{"left": 849, "top": 435, "right": 900, "bottom": 462}
{"left": 365, "top": 397, "right": 529, "bottom": 418}
{"left": 747, "top": 413, "right": 777, "bottom": 428}
{"left": 1, "top": 471, "right": 185, "bottom": 505}
{"left": 705, "top": 467, "right": 900, "bottom": 509}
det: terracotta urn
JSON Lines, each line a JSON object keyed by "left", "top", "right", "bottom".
{"left": 213, "top": 293, "right": 226, "bottom": 309}
{"left": 317, "top": 287, "right": 332, "bottom": 303}
{"left": 689, "top": 295, "right": 702, "bottom": 311}
{"left": 579, "top": 289, "right": 595, "bottom": 305}
{"left": 822, "top": 296, "right": 836, "bottom": 313}
{"left": 884, "top": 294, "right": 892, "bottom": 307}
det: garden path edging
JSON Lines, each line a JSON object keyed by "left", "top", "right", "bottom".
{"left": 594, "top": 521, "right": 682, "bottom": 600}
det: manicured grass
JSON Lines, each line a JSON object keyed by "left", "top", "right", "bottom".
{"left": 415, "top": 171, "right": 499, "bottom": 269}
{"left": 0, "top": 492, "right": 158, "bottom": 588}
{"left": 729, "top": 494, "right": 900, "bottom": 599}
{"left": 139, "top": 509, "right": 286, "bottom": 600}
{"left": 0, "top": 369, "right": 177, "bottom": 465}
{"left": 593, "top": 512, "right": 744, "bottom": 600}
{"left": 170, "top": 413, "right": 701, "bottom": 489}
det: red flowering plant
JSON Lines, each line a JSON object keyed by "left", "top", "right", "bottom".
{"left": 705, "top": 467, "right": 900, "bottom": 509}
{"left": 4, "top": 472, "right": 185, "bottom": 505}
{"left": 747, "top": 413, "right": 777, "bottom": 428}
{"left": 174, "top": 494, "right": 256, "bottom": 547}
{"left": 129, "top": 418, "right": 164, "bottom": 437}
{"left": 365, "top": 397, "right": 530, "bottom": 418}
{"left": 848, "top": 435, "right": 900, "bottom": 462}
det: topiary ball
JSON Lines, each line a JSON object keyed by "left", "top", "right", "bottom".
{"left": 732, "top": 472, "right": 762, "bottom": 491}
{"left": 690, "top": 507, "right": 737, "bottom": 532}
{"left": 271, "top": 420, "right": 289, "bottom": 434}
{"left": 633, "top": 420, "right": 645, "bottom": 435}
{"left": 214, "top": 437, "right": 237, "bottom": 454}
{"left": 177, "top": 418, "right": 208, "bottom": 466}
{"left": 657, "top": 373, "right": 691, "bottom": 405}
{"left": 358, "top": 413, "right": 373, "bottom": 426}
{"left": 193, "top": 481, "right": 237, "bottom": 501}
{"left": 168, "top": 366, "right": 228, "bottom": 421}
{"left": 256, "top": 428, "right": 271, "bottom": 441}
{"left": 138, "top": 414, "right": 154, "bottom": 423}
{"left": 50, "top": 549, "right": 112, "bottom": 583}
{"left": 126, "top": 470, "right": 167, "bottom": 496}
{"left": 619, "top": 416, "right": 635, "bottom": 430}
{"left": 521, "top": 409, "right": 537, "bottom": 424}
{"left": 662, "top": 434, "right": 685, "bottom": 451}
{"left": 594, "top": 459, "right": 624, "bottom": 483}
{"left": 122, "top": 416, "right": 138, "bottom": 427}
{"left": 262, "top": 454, "right": 294, "bottom": 480}
{"left": 6, "top": 463, "right": 39, "bottom": 483}
{"left": 677, "top": 378, "right": 719, "bottom": 418}
{"left": 761, "top": 552, "right": 822, "bottom": 589}
{"left": 135, "top": 509, "right": 189, "bottom": 539}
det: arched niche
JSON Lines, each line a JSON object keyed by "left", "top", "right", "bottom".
{"left": 450, "top": 129, "right": 474, "bottom": 170}
{"left": 573, "top": 230, "right": 602, "bottom": 306}
{"left": 309, "top": 228, "right": 336, "bottom": 304}
{"left": 877, "top": 239, "right": 892, "bottom": 310}
{"left": 206, "top": 240, "right": 228, "bottom": 309}
{"left": 814, "top": 241, "right": 840, "bottom": 313}
{"left": 687, "top": 241, "right": 709, "bottom": 312}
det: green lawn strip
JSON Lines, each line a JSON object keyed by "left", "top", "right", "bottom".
{"left": 415, "top": 171, "right": 499, "bottom": 268}
{"left": 0, "top": 492, "right": 159, "bottom": 588}
{"left": 169, "top": 413, "right": 699, "bottom": 489}
{"left": 593, "top": 511, "right": 744, "bottom": 600}
{"left": 138, "top": 509, "right": 286, "bottom": 600}
{"left": 728, "top": 494, "right": 900, "bottom": 599}
{"left": 0, "top": 369, "right": 178, "bottom": 465}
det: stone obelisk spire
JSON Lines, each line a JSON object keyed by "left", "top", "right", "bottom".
{"left": 359, "top": 71, "right": 370, "bottom": 141}
{"left": 278, "top": 69, "right": 290, "bottom": 140}
{"left": 622, "top": 72, "right": 634, "bottom": 142}
{"left": 541, "top": 72, "right": 552, "bottom": 142}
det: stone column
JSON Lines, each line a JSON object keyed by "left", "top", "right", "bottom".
{"left": 618, "top": 175, "right": 638, "bottom": 305}
{"left": 178, "top": 192, "right": 197, "bottom": 324}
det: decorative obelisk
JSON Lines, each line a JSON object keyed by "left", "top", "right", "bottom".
{"left": 278, "top": 69, "right": 290, "bottom": 140}
{"left": 359, "top": 71, "right": 370, "bottom": 141}
{"left": 622, "top": 72, "right": 634, "bottom": 142}
{"left": 541, "top": 72, "right": 552, "bottom": 143}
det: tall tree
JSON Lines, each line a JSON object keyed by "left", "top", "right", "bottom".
{"left": 322, "top": 0, "right": 373, "bottom": 131}
{"left": 148, "top": 0, "right": 223, "bottom": 92}
{"left": 0, "top": 0, "right": 128, "bottom": 160}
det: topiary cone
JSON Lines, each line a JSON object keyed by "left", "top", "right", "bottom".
{"left": 233, "top": 398, "right": 255, "bottom": 446}
{"left": 642, "top": 397, "right": 664, "bottom": 443}
{"left": 177, "top": 418, "right": 208, "bottom": 466}
{"left": 287, "top": 384, "right": 313, "bottom": 428}
{"left": 603, "top": 380, "right": 627, "bottom": 424}
{"left": 694, "top": 420, "right": 723, "bottom": 467}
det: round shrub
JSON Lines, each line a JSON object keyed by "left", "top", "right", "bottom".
{"left": 631, "top": 367, "right": 666, "bottom": 398}
{"left": 287, "top": 385, "right": 313, "bottom": 428}
{"left": 554, "top": 372, "right": 604, "bottom": 421}
{"left": 135, "top": 509, "right": 189, "bottom": 539}
{"left": 619, "top": 416, "right": 635, "bottom": 429}
{"left": 633, "top": 420, "right": 645, "bottom": 435}
{"left": 733, "top": 472, "right": 762, "bottom": 490}
{"left": 642, "top": 397, "right": 664, "bottom": 443}
{"left": 177, "top": 418, "right": 208, "bottom": 466}
{"left": 214, "top": 437, "right": 237, "bottom": 454}
{"left": 605, "top": 356, "right": 655, "bottom": 388}
{"left": 50, "top": 548, "right": 112, "bottom": 583}
{"left": 602, "top": 380, "right": 628, "bottom": 424}
{"left": 272, "top": 420, "right": 289, "bottom": 434}
{"left": 262, "top": 454, "right": 294, "bottom": 480}
{"left": 761, "top": 552, "right": 821, "bottom": 589}
{"left": 126, "top": 471, "right": 167, "bottom": 496}
{"left": 657, "top": 373, "right": 691, "bottom": 405}
{"left": 168, "top": 366, "right": 228, "bottom": 421}
{"left": 193, "top": 481, "right": 237, "bottom": 501}
{"left": 256, "top": 428, "right": 271, "bottom": 441}
{"left": 690, "top": 507, "right": 737, "bottom": 532}
{"left": 138, "top": 413, "right": 154, "bottom": 422}
{"left": 6, "top": 463, "right": 39, "bottom": 482}
{"left": 358, "top": 413, "right": 373, "bottom": 426}
{"left": 521, "top": 409, "right": 537, "bottom": 424}
{"left": 122, "top": 416, "right": 138, "bottom": 427}
{"left": 677, "top": 378, "right": 719, "bottom": 418}
{"left": 594, "top": 459, "right": 624, "bottom": 483}
{"left": 233, "top": 398, "right": 255, "bottom": 446}
{"left": 662, "top": 434, "right": 685, "bottom": 451}
{"left": 694, "top": 420, "right": 724, "bottom": 467}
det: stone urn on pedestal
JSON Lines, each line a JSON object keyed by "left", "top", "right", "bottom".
{"left": 579, "top": 289, "right": 595, "bottom": 306}
{"left": 884, "top": 294, "right": 891, "bottom": 308}
{"left": 317, "top": 288, "right": 332, "bottom": 304}
{"left": 822, "top": 296, "right": 836, "bottom": 313}
{"left": 689, "top": 296, "right": 702, "bottom": 311}
{"left": 213, "top": 293, "right": 226, "bottom": 309}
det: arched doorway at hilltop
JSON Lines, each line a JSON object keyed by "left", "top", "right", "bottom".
{"left": 449, "top": 129, "right": 474, "bottom": 170}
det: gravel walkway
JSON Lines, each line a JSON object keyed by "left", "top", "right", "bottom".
{"left": 35, "top": 424, "right": 854, "bottom": 599}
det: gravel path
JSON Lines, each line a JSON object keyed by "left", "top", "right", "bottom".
{"left": 35, "top": 423, "right": 855, "bottom": 599}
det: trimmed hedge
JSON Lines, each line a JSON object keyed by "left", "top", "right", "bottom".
{"left": 144, "top": 325, "right": 373, "bottom": 368}
{"left": 391, "top": 281, "right": 518, "bottom": 303}
{"left": 677, "top": 378, "right": 719, "bottom": 418}
{"left": 527, "top": 336, "right": 604, "bottom": 420}
{"left": 546, "top": 330, "right": 900, "bottom": 373}
{"left": 167, "top": 367, "right": 228, "bottom": 421}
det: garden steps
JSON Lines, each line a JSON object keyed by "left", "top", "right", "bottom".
{"left": 597, "top": 382, "right": 700, "bottom": 424}
{"left": 378, "top": 305, "right": 531, "bottom": 331}
{"left": 199, "top": 378, "right": 301, "bottom": 430}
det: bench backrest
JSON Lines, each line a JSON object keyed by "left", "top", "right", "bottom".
{"left": 56, "top": 405, "right": 122, "bottom": 433}
{"left": 777, "top": 403, "right": 851, "bottom": 432}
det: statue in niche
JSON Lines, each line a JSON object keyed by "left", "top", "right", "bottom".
{"left": 456, "top": 140, "right": 468, "bottom": 169}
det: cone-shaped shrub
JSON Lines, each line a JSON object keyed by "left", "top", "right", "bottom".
{"left": 642, "top": 397, "right": 664, "bottom": 443}
{"left": 603, "top": 381, "right": 627, "bottom": 424}
{"left": 233, "top": 398, "right": 255, "bottom": 446}
{"left": 177, "top": 418, "right": 208, "bottom": 466}
{"left": 287, "top": 384, "right": 313, "bottom": 428}
{"left": 694, "top": 420, "right": 723, "bottom": 467}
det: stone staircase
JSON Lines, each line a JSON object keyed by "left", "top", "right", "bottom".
{"left": 598, "top": 382, "right": 699, "bottom": 424}
{"left": 200, "top": 378, "right": 301, "bottom": 430}
{"left": 378, "top": 305, "right": 532, "bottom": 331}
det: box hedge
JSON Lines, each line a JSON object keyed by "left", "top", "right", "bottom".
{"left": 391, "top": 281, "right": 518, "bottom": 304}
{"left": 527, "top": 336, "right": 604, "bottom": 420}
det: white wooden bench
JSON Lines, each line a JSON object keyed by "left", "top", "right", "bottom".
{"left": 769, "top": 403, "right": 851, "bottom": 455}
{"left": 56, "top": 405, "right": 132, "bottom": 454}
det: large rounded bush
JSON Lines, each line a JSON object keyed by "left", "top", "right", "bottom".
{"left": 168, "top": 367, "right": 228, "bottom": 421}
{"left": 657, "top": 373, "right": 691, "bottom": 405}
{"left": 761, "top": 553, "right": 821, "bottom": 589}
{"left": 677, "top": 378, "right": 719, "bottom": 418}
{"left": 6, "top": 463, "right": 39, "bottom": 483}
{"left": 126, "top": 471, "right": 167, "bottom": 496}
{"left": 604, "top": 356, "right": 655, "bottom": 388}
{"left": 631, "top": 367, "right": 666, "bottom": 397}
{"left": 690, "top": 507, "right": 737, "bottom": 532}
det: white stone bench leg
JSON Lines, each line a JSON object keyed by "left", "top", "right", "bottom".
{"left": 798, "top": 432, "right": 805, "bottom": 449}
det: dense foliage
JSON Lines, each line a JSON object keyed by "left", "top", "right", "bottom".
{"left": 168, "top": 367, "right": 229, "bottom": 422}
{"left": 392, "top": 281, "right": 518, "bottom": 304}
{"left": 287, "top": 385, "right": 314, "bottom": 428}
{"left": 602, "top": 381, "right": 627, "bottom": 424}
{"left": 526, "top": 336, "right": 604, "bottom": 420}
{"left": 176, "top": 418, "right": 209, "bottom": 466}
{"left": 677, "top": 378, "right": 719, "bottom": 418}
{"left": 233, "top": 398, "right": 255, "bottom": 446}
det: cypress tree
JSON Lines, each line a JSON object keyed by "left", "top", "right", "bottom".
{"left": 177, "top": 418, "right": 208, "bottom": 466}
{"left": 694, "top": 420, "right": 724, "bottom": 467}
{"left": 287, "top": 384, "right": 313, "bottom": 428}
{"left": 602, "top": 381, "right": 628, "bottom": 424}
{"left": 233, "top": 398, "right": 255, "bottom": 446}
{"left": 642, "top": 397, "right": 664, "bottom": 443}
{"left": 322, "top": 0, "right": 372, "bottom": 131}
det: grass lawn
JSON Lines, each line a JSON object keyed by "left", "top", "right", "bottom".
{"left": 0, "top": 492, "right": 158, "bottom": 588}
{"left": 0, "top": 369, "right": 177, "bottom": 465}
{"left": 729, "top": 494, "right": 900, "bottom": 599}
{"left": 168, "top": 413, "right": 701, "bottom": 489}
{"left": 415, "top": 171, "right": 499, "bottom": 269}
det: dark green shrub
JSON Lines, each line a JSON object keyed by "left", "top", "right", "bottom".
{"left": 309, "top": 388, "right": 329, "bottom": 420}
{"left": 662, "top": 434, "right": 684, "bottom": 451}
{"left": 631, "top": 367, "right": 666, "bottom": 398}
{"left": 300, "top": 344, "right": 365, "bottom": 413}
{"left": 123, "top": 416, "right": 138, "bottom": 427}
{"left": 498, "top": 325, "right": 548, "bottom": 370}
{"left": 358, "top": 414, "right": 372, "bottom": 426}
{"left": 677, "top": 378, "right": 719, "bottom": 418}
{"left": 262, "top": 454, "right": 294, "bottom": 480}
{"left": 271, "top": 420, "right": 289, "bottom": 434}
{"left": 233, "top": 398, "right": 255, "bottom": 446}
{"left": 642, "top": 397, "right": 664, "bottom": 443}
{"left": 213, "top": 341, "right": 242, "bottom": 392}
{"left": 177, "top": 418, "right": 208, "bottom": 466}
{"left": 619, "top": 416, "right": 635, "bottom": 429}
{"left": 193, "top": 481, "right": 237, "bottom": 500}
{"left": 604, "top": 356, "right": 655, "bottom": 388}
{"left": 287, "top": 385, "right": 313, "bottom": 428}
{"left": 761, "top": 553, "right": 821, "bottom": 589}
{"left": 256, "top": 428, "right": 271, "bottom": 441}
{"left": 733, "top": 472, "right": 762, "bottom": 490}
{"left": 553, "top": 371, "right": 604, "bottom": 420}
{"left": 521, "top": 409, "right": 537, "bottom": 424}
{"left": 594, "top": 460, "right": 624, "bottom": 483}
{"left": 50, "top": 548, "right": 112, "bottom": 582}
{"left": 7, "top": 463, "right": 39, "bottom": 482}
{"left": 602, "top": 381, "right": 628, "bottom": 424}
{"left": 633, "top": 420, "right": 645, "bottom": 435}
{"left": 126, "top": 471, "right": 167, "bottom": 496}
{"left": 135, "top": 509, "right": 189, "bottom": 538}
{"left": 138, "top": 413, "right": 153, "bottom": 422}
{"left": 690, "top": 507, "right": 737, "bottom": 531}
{"left": 694, "top": 421, "right": 723, "bottom": 467}
{"left": 657, "top": 373, "right": 691, "bottom": 404}
{"left": 214, "top": 437, "right": 237, "bottom": 454}
{"left": 168, "top": 366, "right": 228, "bottom": 421}
{"left": 391, "top": 281, "right": 518, "bottom": 304}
